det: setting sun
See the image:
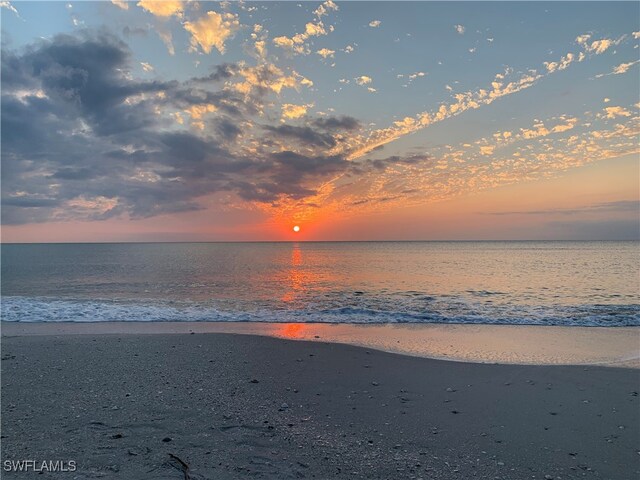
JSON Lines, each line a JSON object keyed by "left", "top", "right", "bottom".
{"left": 293, "top": 225, "right": 300, "bottom": 233}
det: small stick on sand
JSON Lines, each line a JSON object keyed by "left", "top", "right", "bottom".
{"left": 168, "top": 453, "right": 191, "bottom": 480}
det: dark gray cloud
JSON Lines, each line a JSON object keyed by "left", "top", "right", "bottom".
{"left": 228, "top": 151, "right": 348, "bottom": 203}
{"left": 1, "top": 31, "right": 362, "bottom": 225}
{"left": 263, "top": 124, "right": 337, "bottom": 148}
{"left": 348, "top": 154, "right": 433, "bottom": 175}
{"left": 122, "top": 25, "right": 149, "bottom": 38}
{"left": 20, "top": 32, "right": 166, "bottom": 135}
{"left": 194, "top": 63, "right": 237, "bottom": 83}
{"left": 312, "top": 115, "right": 361, "bottom": 131}
{"left": 350, "top": 195, "right": 400, "bottom": 206}
{"left": 215, "top": 117, "right": 242, "bottom": 141}
{"left": 483, "top": 200, "right": 640, "bottom": 216}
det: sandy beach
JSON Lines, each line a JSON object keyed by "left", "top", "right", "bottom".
{"left": 2, "top": 327, "right": 639, "bottom": 479}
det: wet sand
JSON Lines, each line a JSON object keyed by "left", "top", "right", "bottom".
{"left": 2, "top": 330, "right": 639, "bottom": 479}
{"left": 3, "top": 321, "right": 639, "bottom": 367}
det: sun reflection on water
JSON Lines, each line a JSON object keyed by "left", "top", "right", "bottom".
{"left": 281, "top": 243, "right": 310, "bottom": 304}
{"left": 277, "top": 323, "right": 308, "bottom": 339}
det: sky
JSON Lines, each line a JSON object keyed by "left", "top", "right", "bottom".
{"left": 1, "top": 0, "right": 639, "bottom": 242}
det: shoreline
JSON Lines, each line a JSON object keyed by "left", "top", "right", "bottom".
{"left": 3, "top": 321, "right": 639, "bottom": 368}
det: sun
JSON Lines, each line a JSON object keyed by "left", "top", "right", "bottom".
{"left": 293, "top": 225, "right": 300, "bottom": 233}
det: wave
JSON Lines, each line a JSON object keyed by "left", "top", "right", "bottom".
{"left": 1, "top": 296, "right": 639, "bottom": 327}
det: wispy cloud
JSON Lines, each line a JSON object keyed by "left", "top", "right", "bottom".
{"left": 342, "top": 31, "right": 632, "bottom": 160}
{"left": 111, "top": 0, "right": 129, "bottom": 10}
{"left": 1, "top": 1, "right": 21, "bottom": 18}
{"left": 137, "top": 0, "right": 183, "bottom": 18}
{"left": 184, "top": 11, "right": 240, "bottom": 54}
{"left": 271, "top": 0, "right": 338, "bottom": 56}
{"left": 595, "top": 59, "right": 640, "bottom": 78}
{"left": 482, "top": 200, "right": 640, "bottom": 216}
{"left": 355, "top": 75, "right": 372, "bottom": 85}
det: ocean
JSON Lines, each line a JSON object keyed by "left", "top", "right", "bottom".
{"left": 1, "top": 241, "right": 639, "bottom": 326}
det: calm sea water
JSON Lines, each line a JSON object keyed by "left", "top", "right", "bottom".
{"left": 1, "top": 242, "right": 639, "bottom": 326}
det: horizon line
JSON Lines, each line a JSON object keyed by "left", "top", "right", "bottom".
{"left": 1, "top": 239, "right": 639, "bottom": 245}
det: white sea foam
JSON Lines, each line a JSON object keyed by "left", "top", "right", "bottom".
{"left": 2, "top": 296, "right": 638, "bottom": 327}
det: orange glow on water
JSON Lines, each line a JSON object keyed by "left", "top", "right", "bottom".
{"left": 277, "top": 323, "right": 307, "bottom": 339}
{"left": 281, "top": 244, "right": 306, "bottom": 303}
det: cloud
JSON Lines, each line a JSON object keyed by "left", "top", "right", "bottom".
{"left": 484, "top": 200, "right": 640, "bottom": 216}
{"left": 550, "top": 117, "right": 578, "bottom": 133}
{"left": 454, "top": 24, "right": 465, "bottom": 35}
{"left": 544, "top": 52, "right": 575, "bottom": 73}
{"left": 596, "top": 59, "right": 640, "bottom": 77}
{"left": 612, "top": 60, "right": 639, "bottom": 74}
{"left": 184, "top": 103, "right": 217, "bottom": 128}
{"left": 355, "top": 75, "right": 372, "bottom": 85}
{"left": 229, "top": 63, "right": 313, "bottom": 97}
{"left": 603, "top": 106, "right": 632, "bottom": 119}
{"left": 345, "top": 69, "right": 543, "bottom": 159}
{"left": 399, "top": 71, "right": 427, "bottom": 87}
{"left": 184, "top": 11, "right": 240, "bottom": 54}
{"left": 263, "top": 124, "right": 337, "bottom": 148}
{"left": 320, "top": 109, "right": 639, "bottom": 222}
{"left": 314, "top": 0, "right": 338, "bottom": 18}
{"left": 273, "top": 35, "right": 297, "bottom": 50}
{"left": 481, "top": 202, "right": 640, "bottom": 239}
{"left": 480, "top": 145, "right": 495, "bottom": 155}
{"left": 214, "top": 117, "right": 242, "bottom": 141}
{"left": 137, "top": 0, "right": 183, "bottom": 17}
{"left": 518, "top": 117, "right": 577, "bottom": 139}
{"left": 356, "top": 154, "right": 432, "bottom": 173}
{"left": 0, "top": 31, "right": 358, "bottom": 225}
{"left": 123, "top": 25, "right": 149, "bottom": 37}
{"left": 312, "top": 115, "right": 360, "bottom": 131}
{"left": 250, "top": 24, "right": 268, "bottom": 60}
{"left": 340, "top": 32, "right": 625, "bottom": 161}
{"left": 111, "top": 0, "right": 129, "bottom": 10}
{"left": 156, "top": 27, "right": 175, "bottom": 55}
{"left": 2, "top": 32, "right": 171, "bottom": 136}
{"left": 369, "top": 20, "right": 381, "bottom": 28}
{"left": 0, "top": 1, "right": 20, "bottom": 17}
{"left": 281, "top": 103, "right": 311, "bottom": 120}
{"left": 140, "top": 62, "right": 154, "bottom": 72}
{"left": 271, "top": 1, "right": 338, "bottom": 56}
{"left": 316, "top": 48, "right": 335, "bottom": 58}
{"left": 254, "top": 39, "right": 267, "bottom": 59}
{"left": 575, "top": 34, "right": 591, "bottom": 46}
{"left": 586, "top": 38, "right": 613, "bottom": 54}
{"left": 576, "top": 33, "right": 623, "bottom": 55}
